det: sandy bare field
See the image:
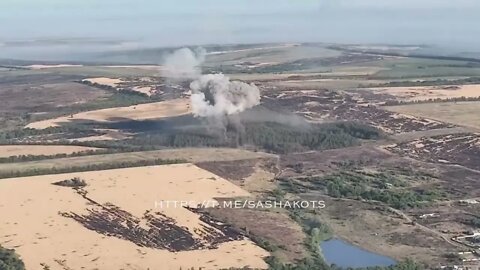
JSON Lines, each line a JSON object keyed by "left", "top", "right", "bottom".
{"left": 82, "top": 77, "right": 123, "bottom": 87}
{"left": 27, "top": 64, "right": 83, "bottom": 69}
{"left": 102, "top": 65, "right": 163, "bottom": 71}
{"left": 0, "top": 164, "right": 269, "bottom": 270}
{"left": 207, "top": 43, "right": 300, "bottom": 56}
{"left": 369, "top": 84, "right": 480, "bottom": 102}
{"left": 26, "top": 98, "right": 191, "bottom": 129}
{"left": 132, "top": 85, "right": 154, "bottom": 96}
{"left": 386, "top": 101, "right": 480, "bottom": 130}
{"left": 83, "top": 77, "right": 157, "bottom": 96}
{"left": 0, "top": 145, "right": 99, "bottom": 158}
{"left": 68, "top": 129, "right": 133, "bottom": 142}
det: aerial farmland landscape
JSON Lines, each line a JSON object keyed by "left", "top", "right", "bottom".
{"left": 1, "top": 1, "right": 480, "bottom": 270}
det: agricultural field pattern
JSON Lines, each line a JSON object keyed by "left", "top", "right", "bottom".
{"left": 1, "top": 42, "right": 480, "bottom": 270}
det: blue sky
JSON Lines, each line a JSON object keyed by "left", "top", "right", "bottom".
{"left": 0, "top": 0, "right": 479, "bottom": 59}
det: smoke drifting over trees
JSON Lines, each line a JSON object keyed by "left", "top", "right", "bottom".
{"left": 162, "top": 48, "right": 261, "bottom": 119}
{"left": 190, "top": 74, "right": 260, "bottom": 118}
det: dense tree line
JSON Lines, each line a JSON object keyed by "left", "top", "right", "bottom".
{"left": 384, "top": 95, "right": 480, "bottom": 106}
{"left": 1, "top": 116, "right": 382, "bottom": 156}
{"left": 264, "top": 258, "right": 423, "bottom": 270}
{"left": 115, "top": 121, "right": 383, "bottom": 154}
{"left": 78, "top": 80, "right": 150, "bottom": 98}
{"left": 0, "top": 150, "right": 107, "bottom": 164}
{"left": 0, "top": 126, "right": 80, "bottom": 140}
{"left": 0, "top": 124, "right": 114, "bottom": 142}
{"left": 0, "top": 158, "right": 186, "bottom": 179}
{"left": 0, "top": 246, "right": 24, "bottom": 270}
{"left": 0, "top": 147, "right": 156, "bottom": 164}
{"left": 243, "top": 122, "right": 357, "bottom": 153}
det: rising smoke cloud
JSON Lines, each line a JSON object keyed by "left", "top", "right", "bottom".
{"left": 162, "top": 48, "right": 261, "bottom": 119}
{"left": 190, "top": 74, "right": 260, "bottom": 118}
{"left": 162, "top": 47, "right": 206, "bottom": 79}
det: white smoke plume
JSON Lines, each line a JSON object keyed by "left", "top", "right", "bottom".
{"left": 163, "top": 47, "right": 261, "bottom": 119}
{"left": 162, "top": 47, "right": 206, "bottom": 79}
{"left": 190, "top": 74, "right": 260, "bottom": 118}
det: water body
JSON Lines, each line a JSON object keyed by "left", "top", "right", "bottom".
{"left": 320, "top": 238, "right": 396, "bottom": 268}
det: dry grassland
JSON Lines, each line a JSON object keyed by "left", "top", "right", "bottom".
{"left": 370, "top": 84, "right": 480, "bottom": 102}
{"left": 386, "top": 101, "right": 480, "bottom": 130}
{"left": 0, "top": 164, "right": 269, "bottom": 270}
{"left": 26, "top": 98, "right": 191, "bottom": 129}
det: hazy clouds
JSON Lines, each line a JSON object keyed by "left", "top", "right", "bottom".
{"left": 0, "top": 0, "right": 479, "bottom": 60}
{"left": 318, "top": 0, "right": 480, "bottom": 9}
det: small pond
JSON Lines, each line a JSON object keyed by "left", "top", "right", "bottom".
{"left": 320, "top": 238, "right": 396, "bottom": 268}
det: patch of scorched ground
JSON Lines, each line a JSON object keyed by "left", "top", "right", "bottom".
{"left": 406, "top": 203, "right": 480, "bottom": 235}
{"left": 205, "top": 208, "right": 308, "bottom": 263}
{"left": 385, "top": 133, "right": 480, "bottom": 171}
{"left": 278, "top": 145, "right": 393, "bottom": 179}
{"left": 261, "top": 88, "right": 453, "bottom": 134}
